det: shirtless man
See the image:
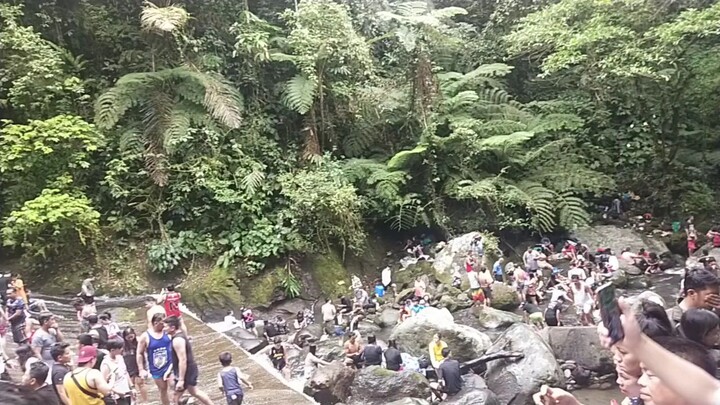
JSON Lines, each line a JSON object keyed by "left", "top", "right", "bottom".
{"left": 145, "top": 296, "right": 166, "bottom": 330}
{"left": 137, "top": 313, "right": 174, "bottom": 405}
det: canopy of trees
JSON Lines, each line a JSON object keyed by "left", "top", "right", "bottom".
{"left": 1, "top": 0, "right": 719, "bottom": 276}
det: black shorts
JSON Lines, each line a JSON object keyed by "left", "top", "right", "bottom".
{"left": 525, "top": 293, "right": 537, "bottom": 302}
{"left": 11, "top": 322, "right": 27, "bottom": 344}
{"left": 227, "top": 396, "right": 244, "bottom": 405}
{"left": 81, "top": 293, "right": 95, "bottom": 305}
{"left": 494, "top": 274, "right": 503, "bottom": 282}
{"left": 245, "top": 321, "right": 256, "bottom": 330}
{"left": 175, "top": 366, "right": 199, "bottom": 388}
{"left": 545, "top": 315, "right": 559, "bottom": 327}
{"left": 481, "top": 287, "right": 493, "bottom": 300}
{"left": 272, "top": 359, "right": 286, "bottom": 371}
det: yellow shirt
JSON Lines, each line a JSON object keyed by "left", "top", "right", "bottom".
{"left": 63, "top": 368, "right": 104, "bottom": 405}
{"left": 430, "top": 340, "right": 448, "bottom": 362}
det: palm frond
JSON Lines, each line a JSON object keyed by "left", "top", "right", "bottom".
{"left": 242, "top": 167, "right": 266, "bottom": 196}
{"left": 557, "top": 193, "right": 591, "bottom": 230}
{"left": 140, "top": 1, "right": 190, "bottom": 34}
{"left": 195, "top": 72, "right": 243, "bottom": 129}
{"left": 282, "top": 74, "right": 317, "bottom": 115}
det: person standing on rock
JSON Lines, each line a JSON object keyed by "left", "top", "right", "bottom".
{"left": 492, "top": 258, "right": 504, "bottom": 283}
{"left": 321, "top": 298, "right": 336, "bottom": 336}
{"left": 161, "top": 285, "right": 188, "bottom": 336}
{"left": 477, "top": 266, "right": 493, "bottom": 308}
{"left": 465, "top": 255, "right": 484, "bottom": 305}
{"left": 381, "top": 266, "right": 393, "bottom": 294}
{"left": 568, "top": 275, "right": 594, "bottom": 326}
{"left": 7, "top": 287, "right": 28, "bottom": 344}
{"left": 31, "top": 314, "right": 63, "bottom": 375}
{"left": 163, "top": 315, "right": 214, "bottom": 405}
{"left": 79, "top": 278, "right": 96, "bottom": 307}
{"left": 137, "top": 313, "right": 174, "bottom": 405}
{"left": 471, "top": 234, "right": 484, "bottom": 258}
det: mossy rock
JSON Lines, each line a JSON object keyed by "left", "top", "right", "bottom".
{"left": 489, "top": 282, "right": 519, "bottom": 311}
{"left": 239, "top": 268, "right": 283, "bottom": 307}
{"left": 307, "top": 251, "right": 350, "bottom": 299}
{"left": 182, "top": 267, "right": 242, "bottom": 313}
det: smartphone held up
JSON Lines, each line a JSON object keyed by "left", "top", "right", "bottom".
{"left": 597, "top": 282, "right": 625, "bottom": 345}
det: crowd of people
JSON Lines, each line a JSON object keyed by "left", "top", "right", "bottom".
{"left": 0, "top": 280, "right": 259, "bottom": 405}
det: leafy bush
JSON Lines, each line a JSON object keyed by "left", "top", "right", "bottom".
{"left": 2, "top": 188, "right": 101, "bottom": 259}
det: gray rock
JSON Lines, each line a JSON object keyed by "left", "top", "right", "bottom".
{"left": 572, "top": 225, "right": 670, "bottom": 256}
{"left": 390, "top": 307, "right": 492, "bottom": 363}
{"left": 444, "top": 388, "right": 500, "bottom": 405}
{"left": 489, "top": 283, "right": 520, "bottom": 311}
{"left": 485, "top": 323, "right": 564, "bottom": 405}
{"left": 225, "top": 327, "right": 266, "bottom": 353}
{"left": 293, "top": 323, "right": 323, "bottom": 347}
{"left": 355, "top": 320, "right": 382, "bottom": 337}
{"left": 304, "top": 361, "right": 356, "bottom": 404}
{"left": 474, "top": 305, "right": 523, "bottom": 330}
{"left": 626, "top": 275, "right": 652, "bottom": 290}
{"left": 315, "top": 338, "right": 347, "bottom": 362}
{"left": 630, "top": 291, "right": 666, "bottom": 307}
{"left": 386, "top": 399, "right": 430, "bottom": 405}
{"left": 433, "top": 232, "right": 487, "bottom": 282}
{"left": 347, "top": 366, "right": 432, "bottom": 405}
{"left": 437, "top": 293, "right": 472, "bottom": 312}
{"left": 609, "top": 269, "right": 628, "bottom": 288}
{"left": 546, "top": 326, "right": 614, "bottom": 373}
{"left": 376, "top": 307, "right": 400, "bottom": 328}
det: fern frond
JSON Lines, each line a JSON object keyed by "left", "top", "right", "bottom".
{"left": 242, "top": 167, "right": 266, "bottom": 195}
{"left": 442, "top": 90, "right": 479, "bottom": 112}
{"left": 439, "top": 63, "right": 513, "bottom": 94}
{"left": 557, "top": 193, "right": 591, "bottom": 230}
{"left": 282, "top": 74, "right": 317, "bottom": 115}
{"left": 387, "top": 144, "right": 427, "bottom": 170}
{"left": 140, "top": 1, "right": 190, "bottom": 34}
{"left": 479, "top": 131, "right": 535, "bottom": 150}
{"left": 162, "top": 108, "right": 191, "bottom": 154}
{"left": 530, "top": 113, "right": 584, "bottom": 133}
{"left": 118, "top": 127, "right": 144, "bottom": 154}
{"left": 477, "top": 120, "right": 528, "bottom": 137}
{"left": 453, "top": 178, "right": 500, "bottom": 202}
{"left": 197, "top": 73, "right": 243, "bottom": 129}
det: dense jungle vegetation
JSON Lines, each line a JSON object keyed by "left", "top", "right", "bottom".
{"left": 1, "top": 0, "right": 720, "bottom": 291}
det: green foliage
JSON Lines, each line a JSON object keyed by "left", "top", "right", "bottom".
{"left": 2, "top": 188, "right": 100, "bottom": 259}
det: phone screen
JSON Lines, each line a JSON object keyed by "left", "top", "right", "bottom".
{"left": 597, "top": 282, "right": 624, "bottom": 345}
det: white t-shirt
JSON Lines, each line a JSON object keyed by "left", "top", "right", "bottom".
{"left": 467, "top": 271, "right": 481, "bottom": 289}
{"left": 608, "top": 255, "right": 620, "bottom": 271}
{"left": 549, "top": 288, "right": 569, "bottom": 303}
{"left": 101, "top": 355, "right": 131, "bottom": 394}
{"left": 321, "top": 303, "right": 336, "bottom": 322}
{"left": 381, "top": 267, "right": 392, "bottom": 286}
{"left": 568, "top": 267, "right": 587, "bottom": 280}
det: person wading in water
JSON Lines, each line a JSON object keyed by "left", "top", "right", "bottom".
{"left": 62, "top": 346, "right": 113, "bottom": 405}
{"left": 163, "top": 315, "right": 214, "bottom": 405}
{"left": 136, "top": 313, "right": 173, "bottom": 405}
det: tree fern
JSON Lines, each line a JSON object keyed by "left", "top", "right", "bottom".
{"left": 282, "top": 74, "right": 316, "bottom": 115}
{"left": 242, "top": 166, "right": 266, "bottom": 196}
{"left": 478, "top": 131, "right": 535, "bottom": 150}
{"left": 140, "top": 1, "right": 190, "bottom": 34}
{"left": 557, "top": 193, "right": 591, "bottom": 230}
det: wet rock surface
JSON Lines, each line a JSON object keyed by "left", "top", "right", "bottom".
{"left": 347, "top": 366, "right": 432, "bottom": 405}
{"left": 546, "top": 326, "right": 614, "bottom": 373}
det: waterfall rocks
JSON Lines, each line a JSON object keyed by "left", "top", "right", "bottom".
{"left": 386, "top": 399, "right": 430, "bottom": 405}
{"left": 225, "top": 327, "right": 266, "bottom": 353}
{"left": 488, "top": 282, "right": 520, "bottom": 310}
{"left": 572, "top": 225, "right": 670, "bottom": 256}
{"left": 304, "top": 361, "right": 356, "bottom": 404}
{"left": 347, "top": 366, "right": 432, "bottom": 405}
{"left": 437, "top": 293, "right": 473, "bottom": 312}
{"left": 443, "top": 375, "right": 500, "bottom": 405}
{"left": 485, "top": 323, "right": 564, "bottom": 405}
{"left": 390, "top": 307, "right": 492, "bottom": 363}
{"left": 545, "top": 326, "right": 614, "bottom": 373}
{"left": 376, "top": 307, "right": 400, "bottom": 328}
{"left": 433, "top": 232, "right": 487, "bottom": 279}
{"left": 315, "top": 339, "right": 348, "bottom": 363}
{"left": 473, "top": 305, "right": 523, "bottom": 330}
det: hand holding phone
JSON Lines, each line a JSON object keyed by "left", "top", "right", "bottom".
{"left": 597, "top": 282, "right": 625, "bottom": 345}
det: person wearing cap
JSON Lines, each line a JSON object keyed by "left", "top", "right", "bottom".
{"left": 62, "top": 345, "right": 113, "bottom": 405}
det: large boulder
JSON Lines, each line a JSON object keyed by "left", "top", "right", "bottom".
{"left": 315, "top": 338, "right": 347, "bottom": 363}
{"left": 572, "top": 225, "right": 670, "bottom": 256}
{"left": 485, "top": 323, "right": 564, "bottom": 405}
{"left": 546, "top": 326, "right": 614, "bottom": 373}
{"left": 390, "top": 307, "right": 492, "bottom": 363}
{"left": 304, "top": 361, "right": 356, "bottom": 404}
{"left": 437, "top": 293, "right": 473, "bottom": 313}
{"left": 474, "top": 305, "right": 523, "bottom": 330}
{"left": 489, "top": 283, "right": 520, "bottom": 310}
{"left": 225, "top": 327, "right": 266, "bottom": 353}
{"left": 376, "top": 307, "right": 400, "bottom": 328}
{"left": 444, "top": 389, "right": 500, "bottom": 405}
{"left": 608, "top": 269, "right": 628, "bottom": 288}
{"left": 433, "top": 232, "right": 487, "bottom": 281}
{"left": 293, "top": 323, "right": 324, "bottom": 347}
{"left": 347, "top": 366, "right": 432, "bottom": 405}
{"left": 386, "top": 399, "right": 430, "bottom": 405}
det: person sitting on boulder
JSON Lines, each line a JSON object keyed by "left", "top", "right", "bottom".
{"left": 383, "top": 339, "right": 403, "bottom": 371}
{"left": 645, "top": 252, "right": 661, "bottom": 275}
{"left": 428, "top": 333, "right": 448, "bottom": 370}
{"left": 412, "top": 299, "right": 427, "bottom": 316}
{"left": 434, "top": 347, "right": 462, "bottom": 400}
{"left": 561, "top": 241, "right": 577, "bottom": 261}
{"left": 336, "top": 295, "right": 353, "bottom": 324}
{"left": 398, "top": 300, "right": 412, "bottom": 324}
{"left": 361, "top": 335, "right": 383, "bottom": 367}
{"left": 344, "top": 333, "right": 363, "bottom": 368}
{"left": 707, "top": 228, "right": 720, "bottom": 248}
{"left": 699, "top": 250, "right": 718, "bottom": 273}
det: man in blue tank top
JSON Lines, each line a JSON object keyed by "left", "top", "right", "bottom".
{"left": 136, "top": 313, "right": 174, "bottom": 405}
{"left": 217, "top": 351, "right": 253, "bottom": 405}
